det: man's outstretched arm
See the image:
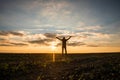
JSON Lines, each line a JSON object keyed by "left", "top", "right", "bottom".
{"left": 66, "top": 36, "right": 72, "bottom": 41}
{"left": 56, "top": 37, "right": 62, "bottom": 41}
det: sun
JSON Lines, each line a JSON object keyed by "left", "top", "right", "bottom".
{"left": 51, "top": 42, "right": 57, "bottom": 51}
{"left": 51, "top": 45, "right": 56, "bottom": 51}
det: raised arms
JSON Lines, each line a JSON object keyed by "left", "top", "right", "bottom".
{"left": 66, "top": 36, "right": 72, "bottom": 41}
{"left": 56, "top": 37, "right": 62, "bottom": 41}
{"left": 56, "top": 36, "right": 72, "bottom": 41}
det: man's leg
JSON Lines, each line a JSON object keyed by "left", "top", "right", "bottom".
{"left": 65, "top": 47, "right": 67, "bottom": 55}
{"left": 62, "top": 47, "right": 64, "bottom": 55}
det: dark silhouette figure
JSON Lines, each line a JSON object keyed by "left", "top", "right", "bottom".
{"left": 56, "top": 36, "right": 72, "bottom": 55}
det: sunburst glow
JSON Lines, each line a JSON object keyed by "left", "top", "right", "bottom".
{"left": 50, "top": 42, "right": 57, "bottom": 62}
{"left": 51, "top": 42, "right": 57, "bottom": 51}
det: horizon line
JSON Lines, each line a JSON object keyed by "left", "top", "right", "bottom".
{"left": 0, "top": 52, "right": 120, "bottom": 54}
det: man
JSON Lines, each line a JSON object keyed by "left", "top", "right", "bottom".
{"left": 56, "top": 36, "right": 72, "bottom": 55}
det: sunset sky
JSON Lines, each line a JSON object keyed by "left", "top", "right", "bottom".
{"left": 0, "top": 0, "right": 120, "bottom": 53}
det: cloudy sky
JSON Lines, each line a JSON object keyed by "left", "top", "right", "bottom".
{"left": 0, "top": 0, "right": 120, "bottom": 53}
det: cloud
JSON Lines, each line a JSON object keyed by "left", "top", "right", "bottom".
{"left": 0, "top": 38, "right": 6, "bottom": 41}
{"left": 68, "top": 42, "right": 86, "bottom": 46}
{"left": 76, "top": 32, "right": 110, "bottom": 40}
{"left": 0, "top": 31, "right": 24, "bottom": 36}
{"left": 0, "top": 42, "right": 28, "bottom": 46}
{"left": 56, "top": 29, "right": 70, "bottom": 34}
{"left": 76, "top": 25, "right": 102, "bottom": 31}
{"left": 10, "top": 42, "right": 28, "bottom": 46}
{"left": 0, "top": 30, "right": 119, "bottom": 47}
{"left": 0, "top": 36, "right": 28, "bottom": 46}
{"left": 44, "top": 33, "right": 57, "bottom": 38}
{"left": 87, "top": 44, "right": 99, "bottom": 47}
{"left": 40, "top": 0, "right": 71, "bottom": 20}
{"left": 0, "top": 31, "right": 28, "bottom": 46}
{"left": 0, "top": 44, "right": 12, "bottom": 46}
{"left": 28, "top": 38, "right": 54, "bottom": 46}
{"left": 0, "top": 31, "right": 57, "bottom": 46}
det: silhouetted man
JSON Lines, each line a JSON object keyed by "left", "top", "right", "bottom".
{"left": 56, "top": 36, "right": 72, "bottom": 55}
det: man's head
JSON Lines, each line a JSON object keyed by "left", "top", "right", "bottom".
{"left": 63, "top": 37, "right": 65, "bottom": 39}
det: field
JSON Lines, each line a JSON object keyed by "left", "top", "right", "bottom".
{"left": 0, "top": 53, "right": 120, "bottom": 80}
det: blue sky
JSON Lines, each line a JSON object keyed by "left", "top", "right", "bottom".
{"left": 0, "top": 0, "right": 120, "bottom": 52}
{"left": 1, "top": 0, "right": 120, "bottom": 32}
